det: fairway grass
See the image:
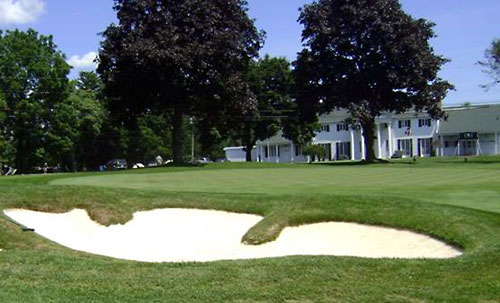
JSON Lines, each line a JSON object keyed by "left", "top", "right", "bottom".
{"left": 1, "top": 158, "right": 500, "bottom": 302}
{"left": 52, "top": 162, "right": 500, "bottom": 213}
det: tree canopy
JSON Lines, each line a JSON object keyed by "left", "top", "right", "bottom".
{"left": 236, "top": 55, "right": 294, "bottom": 161}
{"left": 292, "top": 0, "right": 453, "bottom": 162}
{"left": 0, "top": 29, "right": 71, "bottom": 172}
{"left": 98, "top": 0, "right": 263, "bottom": 163}
{"left": 479, "top": 39, "right": 500, "bottom": 88}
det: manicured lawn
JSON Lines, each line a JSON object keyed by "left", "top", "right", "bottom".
{"left": 0, "top": 157, "right": 499, "bottom": 302}
{"left": 52, "top": 157, "right": 500, "bottom": 213}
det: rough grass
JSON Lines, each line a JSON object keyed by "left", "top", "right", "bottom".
{"left": 0, "top": 157, "right": 499, "bottom": 302}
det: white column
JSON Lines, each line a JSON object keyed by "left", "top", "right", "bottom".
{"left": 350, "top": 128, "right": 355, "bottom": 160}
{"left": 291, "top": 142, "right": 295, "bottom": 163}
{"left": 377, "top": 124, "right": 382, "bottom": 159}
{"left": 476, "top": 139, "right": 480, "bottom": 156}
{"left": 275, "top": 145, "right": 279, "bottom": 163}
{"left": 387, "top": 123, "right": 393, "bottom": 158}
{"left": 333, "top": 142, "right": 337, "bottom": 161}
{"left": 360, "top": 128, "right": 366, "bottom": 160}
{"left": 496, "top": 132, "right": 499, "bottom": 155}
{"left": 330, "top": 143, "right": 334, "bottom": 161}
{"left": 457, "top": 141, "right": 461, "bottom": 156}
{"left": 267, "top": 142, "right": 270, "bottom": 163}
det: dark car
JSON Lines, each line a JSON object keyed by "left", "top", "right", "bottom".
{"left": 106, "top": 159, "right": 128, "bottom": 170}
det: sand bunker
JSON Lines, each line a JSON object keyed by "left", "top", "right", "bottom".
{"left": 3, "top": 208, "right": 462, "bottom": 262}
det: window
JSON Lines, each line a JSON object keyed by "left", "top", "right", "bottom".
{"left": 444, "top": 141, "right": 449, "bottom": 148}
{"left": 397, "top": 139, "right": 413, "bottom": 157}
{"left": 336, "top": 142, "right": 351, "bottom": 160}
{"left": 398, "top": 120, "right": 411, "bottom": 129}
{"left": 318, "top": 143, "right": 332, "bottom": 161}
{"left": 264, "top": 146, "right": 268, "bottom": 157}
{"left": 418, "top": 119, "right": 432, "bottom": 127}
{"left": 418, "top": 138, "right": 433, "bottom": 156}
{"left": 295, "top": 145, "right": 302, "bottom": 156}
{"left": 269, "top": 146, "right": 276, "bottom": 157}
{"left": 320, "top": 124, "right": 330, "bottom": 132}
{"left": 336, "top": 123, "right": 348, "bottom": 132}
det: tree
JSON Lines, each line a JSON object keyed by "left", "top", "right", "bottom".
{"left": 302, "top": 144, "right": 326, "bottom": 162}
{"left": 0, "top": 29, "right": 71, "bottom": 172}
{"left": 237, "top": 55, "right": 294, "bottom": 161}
{"left": 98, "top": 0, "right": 263, "bottom": 163}
{"left": 48, "top": 81, "right": 105, "bottom": 172}
{"left": 76, "top": 71, "right": 103, "bottom": 95}
{"left": 293, "top": 0, "right": 453, "bottom": 162}
{"left": 479, "top": 39, "right": 500, "bottom": 88}
{"left": 0, "top": 91, "right": 13, "bottom": 163}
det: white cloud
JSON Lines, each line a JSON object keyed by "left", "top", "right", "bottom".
{"left": 67, "top": 51, "right": 98, "bottom": 70}
{"left": 0, "top": 0, "right": 46, "bottom": 24}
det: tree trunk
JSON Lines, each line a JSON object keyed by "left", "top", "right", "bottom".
{"left": 361, "top": 118, "right": 377, "bottom": 163}
{"left": 172, "top": 102, "right": 184, "bottom": 164}
{"left": 245, "top": 141, "right": 255, "bottom": 162}
{"left": 15, "top": 136, "right": 27, "bottom": 173}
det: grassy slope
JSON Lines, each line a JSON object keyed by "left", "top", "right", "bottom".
{"left": 52, "top": 157, "right": 500, "bottom": 214}
{"left": 0, "top": 157, "right": 499, "bottom": 302}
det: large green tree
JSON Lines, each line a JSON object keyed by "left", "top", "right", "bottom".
{"left": 0, "top": 29, "right": 71, "bottom": 172}
{"left": 292, "top": 0, "right": 453, "bottom": 162}
{"left": 48, "top": 82, "right": 106, "bottom": 172}
{"left": 479, "top": 39, "right": 500, "bottom": 88}
{"left": 237, "top": 55, "right": 294, "bottom": 161}
{"left": 0, "top": 91, "right": 12, "bottom": 163}
{"left": 98, "top": 0, "right": 263, "bottom": 163}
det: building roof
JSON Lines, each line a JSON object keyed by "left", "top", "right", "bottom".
{"left": 438, "top": 105, "right": 500, "bottom": 134}
{"left": 257, "top": 131, "right": 292, "bottom": 144}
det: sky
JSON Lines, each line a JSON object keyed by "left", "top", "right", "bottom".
{"left": 0, "top": 0, "right": 499, "bottom": 105}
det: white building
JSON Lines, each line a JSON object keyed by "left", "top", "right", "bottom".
{"left": 223, "top": 146, "right": 257, "bottom": 162}
{"left": 226, "top": 104, "right": 500, "bottom": 163}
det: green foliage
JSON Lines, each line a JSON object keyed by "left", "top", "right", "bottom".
{"left": 302, "top": 144, "right": 326, "bottom": 162}
{"left": 234, "top": 55, "right": 294, "bottom": 161}
{"left": 98, "top": 0, "right": 263, "bottom": 163}
{"left": 479, "top": 38, "right": 500, "bottom": 88}
{"left": 76, "top": 71, "right": 103, "bottom": 97}
{"left": 0, "top": 92, "right": 13, "bottom": 162}
{"left": 131, "top": 113, "right": 173, "bottom": 163}
{"left": 0, "top": 29, "right": 71, "bottom": 172}
{"left": 293, "top": 0, "right": 453, "bottom": 162}
{"left": 49, "top": 87, "right": 106, "bottom": 171}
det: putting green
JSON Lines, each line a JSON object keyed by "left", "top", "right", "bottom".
{"left": 51, "top": 165, "right": 500, "bottom": 213}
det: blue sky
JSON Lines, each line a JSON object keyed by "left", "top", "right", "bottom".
{"left": 1, "top": 0, "right": 499, "bottom": 105}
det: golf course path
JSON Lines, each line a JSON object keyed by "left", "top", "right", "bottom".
{"left": 4, "top": 208, "right": 462, "bottom": 262}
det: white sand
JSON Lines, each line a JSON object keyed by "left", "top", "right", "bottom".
{"left": 3, "top": 208, "right": 462, "bottom": 262}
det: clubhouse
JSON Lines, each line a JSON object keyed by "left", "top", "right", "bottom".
{"left": 224, "top": 103, "right": 500, "bottom": 162}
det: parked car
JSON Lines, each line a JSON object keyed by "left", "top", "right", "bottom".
{"left": 195, "top": 157, "right": 213, "bottom": 164}
{"left": 106, "top": 159, "right": 128, "bottom": 170}
{"left": 132, "top": 163, "right": 145, "bottom": 169}
{"left": 147, "top": 161, "right": 158, "bottom": 167}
